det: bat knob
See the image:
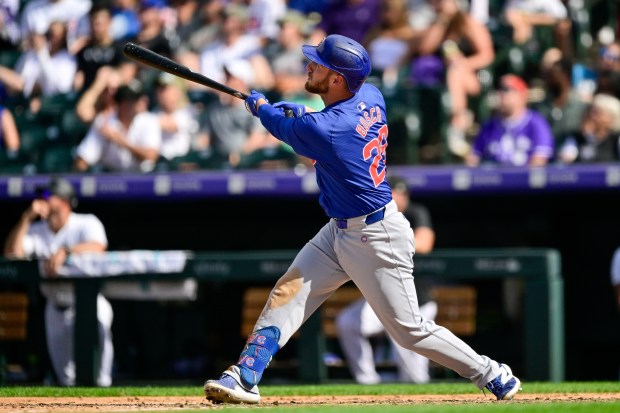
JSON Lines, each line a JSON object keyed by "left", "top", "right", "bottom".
{"left": 284, "top": 109, "right": 295, "bottom": 118}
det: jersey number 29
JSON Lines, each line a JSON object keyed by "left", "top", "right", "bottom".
{"left": 363, "top": 124, "right": 388, "bottom": 187}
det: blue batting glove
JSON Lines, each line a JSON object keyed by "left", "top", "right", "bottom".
{"left": 273, "top": 101, "right": 306, "bottom": 118}
{"left": 245, "top": 90, "right": 268, "bottom": 117}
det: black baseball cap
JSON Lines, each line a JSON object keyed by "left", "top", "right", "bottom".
{"left": 36, "top": 178, "right": 78, "bottom": 209}
{"left": 114, "top": 81, "right": 143, "bottom": 103}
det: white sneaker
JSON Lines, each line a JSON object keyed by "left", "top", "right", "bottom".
{"left": 203, "top": 366, "right": 260, "bottom": 404}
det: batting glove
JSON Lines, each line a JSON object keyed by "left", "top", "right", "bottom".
{"left": 245, "top": 90, "right": 268, "bottom": 117}
{"left": 273, "top": 101, "right": 306, "bottom": 118}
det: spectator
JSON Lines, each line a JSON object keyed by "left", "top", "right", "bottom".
{"left": 246, "top": 0, "right": 287, "bottom": 46}
{"left": 502, "top": 0, "right": 570, "bottom": 48}
{"left": 415, "top": 0, "right": 494, "bottom": 158}
{"left": 0, "top": 0, "right": 21, "bottom": 50}
{"left": 167, "top": 0, "right": 202, "bottom": 53}
{"left": 595, "top": 41, "right": 620, "bottom": 99}
{"left": 75, "top": 65, "right": 124, "bottom": 124}
{"left": 0, "top": 21, "right": 77, "bottom": 105}
{"left": 196, "top": 59, "right": 277, "bottom": 167}
{"left": 0, "top": 104, "right": 20, "bottom": 155}
{"left": 194, "top": 3, "right": 274, "bottom": 91}
{"left": 20, "top": 0, "right": 91, "bottom": 53}
{"left": 110, "top": 0, "right": 140, "bottom": 41}
{"left": 74, "top": 82, "right": 162, "bottom": 172}
{"left": 174, "top": 0, "right": 224, "bottom": 55}
{"left": 557, "top": 94, "right": 620, "bottom": 164}
{"left": 270, "top": 11, "right": 321, "bottom": 106}
{"left": 465, "top": 74, "right": 554, "bottom": 167}
{"left": 337, "top": 175, "right": 437, "bottom": 384}
{"left": 534, "top": 54, "right": 588, "bottom": 141}
{"left": 74, "top": 5, "right": 125, "bottom": 92}
{"left": 363, "top": 0, "right": 421, "bottom": 87}
{"left": 130, "top": 0, "right": 172, "bottom": 58}
{"left": 153, "top": 72, "right": 196, "bottom": 161}
{"left": 3, "top": 178, "right": 113, "bottom": 387}
{"left": 310, "top": 0, "right": 381, "bottom": 45}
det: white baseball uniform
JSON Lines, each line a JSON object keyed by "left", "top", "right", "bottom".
{"left": 23, "top": 212, "right": 113, "bottom": 387}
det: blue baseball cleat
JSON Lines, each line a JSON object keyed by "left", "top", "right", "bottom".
{"left": 204, "top": 366, "right": 260, "bottom": 404}
{"left": 485, "top": 364, "right": 522, "bottom": 400}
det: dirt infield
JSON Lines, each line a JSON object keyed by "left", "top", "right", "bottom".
{"left": 1, "top": 393, "right": 620, "bottom": 411}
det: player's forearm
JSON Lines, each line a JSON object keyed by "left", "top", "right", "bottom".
{"left": 3, "top": 214, "right": 31, "bottom": 257}
{"left": 68, "top": 242, "right": 107, "bottom": 254}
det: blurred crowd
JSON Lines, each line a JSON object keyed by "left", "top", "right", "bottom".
{"left": 0, "top": 0, "right": 619, "bottom": 174}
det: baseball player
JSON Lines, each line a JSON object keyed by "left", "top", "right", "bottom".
{"left": 3, "top": 178, "right": 113, "bottom": 387}
{"left": 203, "top": 34, "right": 521, "bottom": 404}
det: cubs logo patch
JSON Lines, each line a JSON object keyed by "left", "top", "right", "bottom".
{"left": 357, "top": 101, "right": 367, "bottom": 112}
{"left": 256, "top": 335, "right": 266, "bottom": 345}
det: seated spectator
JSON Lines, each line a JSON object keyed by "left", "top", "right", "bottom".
{"left": 192, "top": 3, "right": 274, "bottom": 91}
{"left": 309, "top": 0, "right": 381, "bottom": 45}
{"left": 502, "top": 0, "right": 569, "bottom": 47}
{"left": 0, "top": 21, "right": 77, "bottom": 109}
{"left": 117, "top": 0, "right": 173, "bottom": 88}
{"left": 533, "top": 53, "right": 588, "bottom": 141}
{"left": 595, "top": 41, "right": 620, "bottom": 99}
{"left": 75, "top": 66, "right": 124, "bottom": 124}
{"left": 19, "top": 0, "right": 91, "bottom": 53}
{"left": 110, "top": 0, "right": 140, "bottom": 41}
{"left": 0, "top": 0, "right": 21, "bottom": 50}
{"left": 153, "top": 73, "right": 196, "bottom": 161}
{"left": 270, "top": 11, "right": 321, "bottom": 105}
{"left": 415, "top": 0, "right": 494, "bottom": 157}
{"left": 0, "top": 104, "right": 20, "bottom": 155}
{"left": 173, "top": 0, "right": 224, "bottom": 55}
{"left": 557, "top": 94, "right": 620, "bottom": 164}
{"left": 465, "top": 74, "right": 554, "bottom": 167}
{"left": 74, "top": 82, "right": 162, "bottom": 172}
{"left": 74, "top": 5, "right": 125, "bottom": 92}
{"left": 196, "top": 59, "right": 278, "bottom": 167}
{"left": 247, "top": 0, "right": 287, "bottom": 47}
{"left": 363, "top": 0, "right": 421, "bottom": 87}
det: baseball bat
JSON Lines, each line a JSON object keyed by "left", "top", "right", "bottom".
{"left": 123, "top": 43, "right": 293, "bottom": 117}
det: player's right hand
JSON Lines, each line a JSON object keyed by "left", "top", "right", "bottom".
{"left": 25, "top": 199, "right": 50, "bottom": 221}
{"left": 273, "top": 101, "right": 306, "bottom": 117}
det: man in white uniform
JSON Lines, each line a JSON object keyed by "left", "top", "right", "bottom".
{"left": 3, "top": 178, "right": 113, "bottom": 387}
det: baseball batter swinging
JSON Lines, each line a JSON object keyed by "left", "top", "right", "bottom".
{"left": 203, "top": 34, "right": 521, "bottom": 404}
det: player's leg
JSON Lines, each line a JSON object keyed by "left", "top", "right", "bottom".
{"left": 204, "top": 220, "right": 350, "bottom": 403}
{"left": 44, "top": 302, "right": 75, "bottom": 386}
{"left": 336, "top": 298, "right": 383, "bottom": 384}
{"left": 390, "top": 300, "right": 438, "bottom": 383}
{"left": 338, "top": 202, "right": 520, "bottom": 399}
{"left": 96, "top": 295, "right": 114, "bottom": 387}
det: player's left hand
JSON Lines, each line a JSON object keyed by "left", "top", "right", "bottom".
{"left": 245, "top": 90, "right": 268, "bottom": 117}
{"left": 273, "top": 101, "right": 306, "bottom": 117}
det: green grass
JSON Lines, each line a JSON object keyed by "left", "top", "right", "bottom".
{"left": 1, "top": 381, "right": 619, "bottom": 397}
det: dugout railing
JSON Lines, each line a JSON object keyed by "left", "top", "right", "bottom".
{"left": 0, "top": 248, "right": 564, "bottom": 386}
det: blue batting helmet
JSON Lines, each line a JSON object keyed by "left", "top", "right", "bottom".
{"left": 302, "top": 34, "right": 371, "bottom": 93}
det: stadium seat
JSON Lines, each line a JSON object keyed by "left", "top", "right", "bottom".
{"left": 0, "top": 49, "right": 21, "bottom": 69}
{"left": 236, "top": 146, "right": 298, "bottom": 170}
{"left": 60, "top": 109, "right": 90, "bottom": 145}
{"left": 37, "top": 144, "right": 75, "bottom": 173}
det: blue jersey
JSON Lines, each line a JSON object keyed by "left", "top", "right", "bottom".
{"left": 258, "top": 83, "right": 392, "bottom": 218}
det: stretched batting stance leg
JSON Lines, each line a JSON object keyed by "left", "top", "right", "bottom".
{"left": 204, "top": 201, "right": 520, "bottom": 403}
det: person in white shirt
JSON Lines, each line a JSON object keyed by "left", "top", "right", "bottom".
{"left": 153, "top": 73, "right": 196, "bottom": 161}
{"left": 20, "top": 0, "right": 91, "bottom": 54}
{"left": 0, "top": 20, "right": 77, "bottom": 98}
{"left": 3, "top": 178, "right": 113, "bottom": 387}
{"left": 74, "top": 82, "right": 162, "bottom": 172}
